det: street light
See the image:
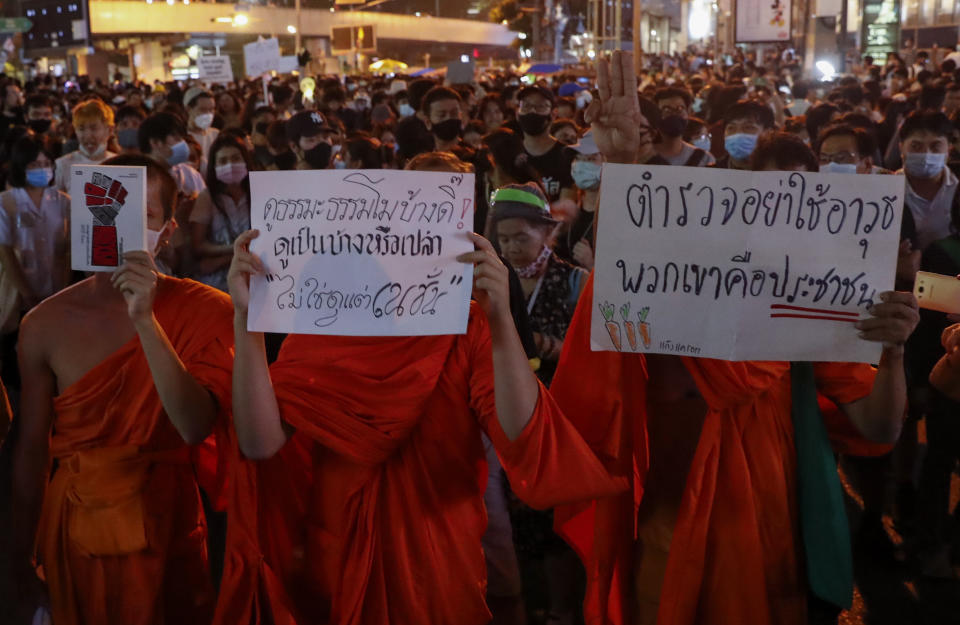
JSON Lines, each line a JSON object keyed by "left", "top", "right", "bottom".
{"left": 287, "top": 24, "right": 296, "bottom": 33}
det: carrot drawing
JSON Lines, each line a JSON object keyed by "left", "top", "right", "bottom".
{"left": 599, "top": 301, "right": 622, "bottom": 351}
{"left": 637, "top": 307, "right": 652, "bottom": 349}
{"left": 620, "top": 303, "right": 638, "bottom": 351}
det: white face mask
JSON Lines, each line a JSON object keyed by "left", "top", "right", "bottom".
{"left": 146, "top": 226, "right": 165, "bottom": 255}
{"left": 194, "top": 112, "right": 214, "bottom": 129}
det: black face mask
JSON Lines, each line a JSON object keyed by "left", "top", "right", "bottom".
{"left": 275, "top": 150, "right": 297, "bottom": 171}
{"left": 254, "top": 145, "right": 274, "bottom": 167}
{"left": 28, "top": 119, "right": 51, "bottom": 134}
{"left": 658, "top": 114, "right": 687, "bottom": 138}
{"left": 255, "top": 122, "right": 269, "bottom": 135}
{"left": 431, "top": 119, "right": 462, "bottom": 143}
{"left": 518, "top": 112, "right": 551, "bottom": 137}
{"left": 303, "top": 142, "right": 332, "bottom": 169}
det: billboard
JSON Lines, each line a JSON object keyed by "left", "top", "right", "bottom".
{"left": 735, "top": 0, "right": 792, "bottom": 43}
{"left": 23, "top": 0, "right": 88, "bottom": 49}
{"left": 861, "top": 0, "right": 900, "bottom": 59}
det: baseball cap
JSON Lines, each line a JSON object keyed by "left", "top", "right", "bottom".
{"left": 517, "top": 85, "right": 555, "bottom": 106}
{"left": 286, "top": 110, "right": 332, "bottom": 144}
{"left": 557, "top": 82, "right": 586, "bottom": 98}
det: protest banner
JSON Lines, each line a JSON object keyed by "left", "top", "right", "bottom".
{"left": 591, "top": 164, "right": 905, "bottom": 363}
{"left": 197, "top": 54, "right": 234, "bottom": 85}
{"left": 247, "top": 169, "right": 475, "bottom": 336}
{"left": 243, "top": 37, "right": 280, "bottom": 78}
{"left": 70, "top": 164, "right": 147, "bottom": 272}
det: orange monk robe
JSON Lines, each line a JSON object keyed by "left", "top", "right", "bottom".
{"left": 214, "top": 302, "right": 628, "bottom": 625}
{"left": 34, "top": 277, "right": 235, "bottom": 625}
{"left": 552, "top": 275, "right": 879, "bottom": 625}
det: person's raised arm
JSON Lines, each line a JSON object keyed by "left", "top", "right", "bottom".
{"left": 930, "top": 321, "right": 960, "bottom": 400}
{"left": 842, "top": 291, "right": 920, "bottom": 443}
{"left": 11, "top": 313, "right": 55, "bottom": 617}
{"left": 587, "top": 50, "right": 643, "bottom": 165}
{"left": 111, "top": 251, "right": 218, "bottom": 445}
{"left": 227, "top": 229, "right": 292, "bottom": 459}
{"left": 457, "top": 232, "right": 538, "bottom": 440}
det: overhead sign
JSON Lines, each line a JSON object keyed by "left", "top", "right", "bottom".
{"left": 590, "top": 164, "right": 905, "bottom": 363}
{"left": 0, "top": 17, "right": 32, "bottom": 32}
{"left": 735, "top": 0, "right": 792, "bottom": 42}
{"left": 247, "top": 169, "right": 475, "bottom": 336}
{"left": 243, "top": 37, "right": 280, "bottom": 78}
{"left": 861, "top": 0, "right": 900, "bottom": 59}
{"left": 197, "top": 55, "right": 234, "bottom": 84}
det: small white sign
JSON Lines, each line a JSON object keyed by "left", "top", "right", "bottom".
{"left": 247, "top": 169, "right": 476, "bottom": 336}
{"left": 70, "top": 165, "right": 147, "bottom": 272}
{"left": 277, "top": 55, "right": 299, "bottom": 74}
{"left": 591, "top": 164, "right": 906, "bottom": 363}
{"left": 243, "top": 37, "right": 280, "bottom": 78}
{"left": 736, "top": 0, "right": 792, "bottom": 42}
{"left": 197, "top": 55, "right": 234, "bottom": 85}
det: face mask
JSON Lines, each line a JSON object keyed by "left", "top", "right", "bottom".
{"left": 25, "top": 167, "right": 52, "bottom": 188}
{"left": 431, "top": 119, "right": 462, "bottom": 143}
{"left": 571, "top": 160, "right": 602, "bottom": 190}
{"left": 28, "top": 119, "right": 51, "bottom": 134}
{"left": 78, "top": 143, "right": 106, "bottom": 160}
{"left": 398, "top": 103, "right": 415, "bottom": 118}
{"left": 304, "top": 142, "right": 332, "bottom": 169}
{"left": 333, "top": 157, "right": 347, "bottom": 170}
{"left": 518, "top": 112, "right": 551, "bottom": 136}
{"left": 904, "top": 151, "right": 947, "bottom": 178}
{"left": 576, "top": 91, "right": 593, "bottom": 110}
{"left": 692, "top": 97, "right": 704, "bottom": 113}
{"left": 117, "top": 127, "right": 139, "bottom": 150}
{"left": 216, "top": 161, "right": 248, "bottom": 185}
{"left": 821, "top": 162, "right": 858, "bottom": 175}
{"left": 724, "top": 133, "right": 758, "bottom": 161}
{"left": 692, "top": 136, "right": 712, "bottom": 151}
{"left": 166, "top": 140, "right": 189, "bottom": 166}
{"left": 659, "top": 114, "right": 686, "bottom": 138}
{"left": 193, "top": 112, "right": 214, "bottom": 129}
{"left": 254, "top": 145, "right": 274, "bottom": 167}
{"left": 146, "top": 226, "right": 165, "bottom": 255}
{"left": 144, "top": 99, "right": 154, "bottom": 110}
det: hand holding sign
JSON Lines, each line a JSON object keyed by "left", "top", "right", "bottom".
{"left": 228, "top": 229, "right": 266, "bottom": 315}
{"left": 854, "top": 291, "right": 919, "bottom": 351}
{"left": 457, "top": 232, "right": 510, "bottom": 322}
{"left": 111, "top": 251, "right": 160, "bottom": 323}
{"left": 587, "top": 50, "right": 643, "bottom": 164}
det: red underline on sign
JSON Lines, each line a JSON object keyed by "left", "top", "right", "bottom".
{"left": 770, "top": 313, "right": 859, "bottom": 323}
{"left": 770, "top": 304, "right": 860, "bottom": 318}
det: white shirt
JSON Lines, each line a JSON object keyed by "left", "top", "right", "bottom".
{"left": 190, "top": 127, "right": 219, "bottom": 164}
{"left": 54, "top": 148, "right": 117, "bottom": 193}
{"left": 0, "top": 187, "right": 71, "bottom": 301}
{"left": 902, "top": 166, "right": 959, "bottom": 251}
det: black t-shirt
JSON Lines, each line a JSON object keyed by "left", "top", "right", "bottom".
{"left": 525, "top": 140, "right": 574, "bottom": 202}
{"left": 450, "top": 142, "right": 493, "bottom": 233}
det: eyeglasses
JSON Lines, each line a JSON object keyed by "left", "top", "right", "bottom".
{"left": 659, "top": 104, "right": 686, "bottom": 115}
{"left": 818, "top": 151, "right": 859, "bottom": 165}
{"left": 518, "top": 103, "right": 552, "bottom": 115}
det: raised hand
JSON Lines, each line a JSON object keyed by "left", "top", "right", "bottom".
{"left": 585, "top": 50, "right": 643, "bottom": 164}
{"left": 456, "top": 232, "right": 510, "bottom": 322}
{"left": 111, "top": 251, "right": 159, "bottom": 324}
{"left": 227, "top": 229, "right": 265, "bottom": 315}
{"left": 854, "top": 291, "right": 920, "bottom": 351}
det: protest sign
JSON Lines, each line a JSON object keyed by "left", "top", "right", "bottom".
{"left": 70, "top": 164, "right": 147, "bottom": 272}
{"left": 197, "top": 55, "right": 234, "bottom": 84}
{"left": 248, "top": 169, "right": 475, "bottom": 336}
{"left": 591, "top": 164, "right": 905, "bottom": 363}
{"left": 243, "top": 37, "right": 280, "bottom": 78}
{"left": 277, "top": 55, "right": 299, "bottom": 74}
{"left": 446, "top": 60, "right": 476, "bottom": 85}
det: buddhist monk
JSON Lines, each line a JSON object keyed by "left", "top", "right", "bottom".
{"left": 11, "top": 154, "right": 234, "bottom": 625}
{"left": 213, "top": 155, "right": 625, "bottom": 625}
{"left": 552, "top": 51, "right": 920, "bottom": 625}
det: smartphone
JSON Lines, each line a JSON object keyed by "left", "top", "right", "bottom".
{"left": 914, "top": 271, "right": 960, "bottom": 313}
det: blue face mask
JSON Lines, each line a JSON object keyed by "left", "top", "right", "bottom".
{"left": 904, "top": 151, "right": 947, "bottom": 179}
{"left": 398, "top": 103, "right": 415, "bottom": 118}
{"left": 166, "top": 139, "right": 189, "bottom": 166}
{"left": 820, "top": 162, "right": 858, "bottom": 175}
{"left": 724, "top": 133, "right": 758, "bottom": 162}
{"left": 571, "top": 160, "right": 602, "bottom": 190}
{"left": 25, "top": 167, "right": 52, "bottom": 188}
{"left": 692, "top": 136, "right": 712, "bottom": 151}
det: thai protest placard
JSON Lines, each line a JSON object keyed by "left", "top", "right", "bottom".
{"left": 70, "top": 164, "right": 147, "bottom": 272}
{"left": 591, "top": 164, "right": 906, "bottom": 363}
{"left": 243, "top": 37, "right": 280, "bottom": 78}
{"left": 247, "top": 169, "right": 475, "bottom": 336}
{"left": 197, "top": 55, "right": 234, "bottom": 85}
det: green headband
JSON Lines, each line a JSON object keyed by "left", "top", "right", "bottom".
{"left": 492, "top": 188, "right": 546, "bottom": 210}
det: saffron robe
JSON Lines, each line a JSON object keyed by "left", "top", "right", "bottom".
{"left": 34, "top": 277, "right": 234, "bottom": 625}
{"left": 553, "top": 275, "right": 879, "bottom": 625}
{"left": 214, "top": 303, "right": 627, "bottom": 625}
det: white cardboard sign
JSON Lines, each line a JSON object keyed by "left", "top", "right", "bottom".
{"left": 197, "top": 55, "right": 234, "bottom": 85}
{"left": 735, "top": 0, "right": 792, "bottom": 42}
{"left": 243, "top": 37, "right": 280, "bottom": 78}
{"left": 591, "top": 164, "right": 905, "bottom": 363}
{"left": 247, "top": 169, "right": 475, "bottom": 336}
{"left": 70, "top": 164, "right": 147, "bottom": 272}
